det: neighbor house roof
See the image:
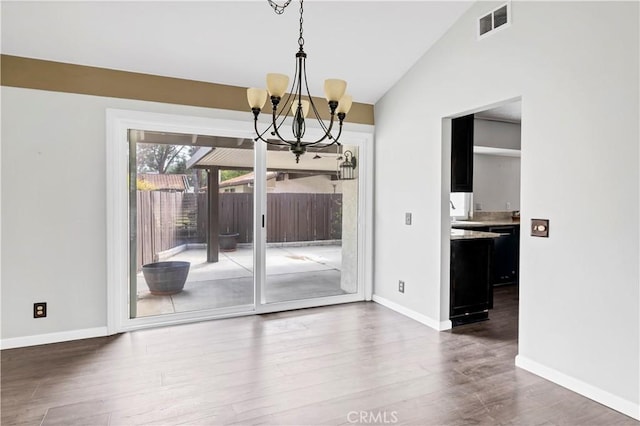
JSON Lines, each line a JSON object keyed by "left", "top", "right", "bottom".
{"left": 219, "top": 172, "right": 278, "bottom": 188}
{"left": 138, "top": 173, "right": 190, "bottom": 191}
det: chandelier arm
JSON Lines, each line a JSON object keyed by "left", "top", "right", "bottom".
{"left": 298, "top": 93, "right": 336, "bottom": 147}
{"left": 269, "top": 50, "right": 303, "bottom": 144}
{"left": 272, "top": 101, "right": 291, "bottom": 140}
{"left": 254, "top": 119, "right": 295, "bottom": 147}
{"left": 300, "top": 131, "right": 338, "bottom": 147}
{"left": 313, "top": 122, "right": 343, "bottom": 147}
{"left": 266, "top": 95, "right": 294, "bottom": 144}
{"left": 298, "top": 100, "right": 340, "bottom": 147}
{"left": 272, "top": 88, "right": 296, "bottom": 137}
{"left": 292, "top": 51, "right": 306, "bottom": 140}
{"left": 302, "top": 139, "right": 337, "bottom": 149}
{"left": 301, "top": 57, "right": 332, "bottom": 136}
{"left": 307, "top": 102, "right": 330, "bottom": 135}
{"left": 254, "top": 103, "right": 294, "bottom": 143}
{"left": 270, "top": 101, "right": 297, "bottom": 144}
{"left": 264, "top": 139, "right": 293, "bottom": 146}
{"left": 331, "top": 120, "right": 344, "bottom": 145}
{"left": 298, "top": 115, "right": 337, "bottom": 147}
{"left": 300, "top": 112, "right": 346, "bottom": 148}
{"left": 253, "top": 119, "right": 274, "bottom": 144}
{"left": 254, "top": 116, "right": 277, "bottom": 142}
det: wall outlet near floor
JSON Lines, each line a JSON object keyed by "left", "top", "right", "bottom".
{"left": 33, "top": 302, "right": 47, "bottom": 318}
{"left": 398, "top": 280, "right": 405, "bottom": 293}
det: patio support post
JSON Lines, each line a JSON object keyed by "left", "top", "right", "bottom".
{"left": 207, "top": 167, "right": 220, "bottom": 263}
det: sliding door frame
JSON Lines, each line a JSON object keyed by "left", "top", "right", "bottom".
{"left": 253, "top": 140, "right": 371, "bottom": 314}
{"left": 106, "top": 108, "right": 374, "bottom": 334}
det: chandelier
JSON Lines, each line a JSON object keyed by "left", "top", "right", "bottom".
{"left": 247, "top": 0, "right": 353, "bottom": 163}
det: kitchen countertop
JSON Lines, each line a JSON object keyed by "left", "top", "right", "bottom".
{"left": 450, "top": 229, "right": 502, "bottom": 240}
{"left": 451, "top": 219, "right": 520, "bottom": 228}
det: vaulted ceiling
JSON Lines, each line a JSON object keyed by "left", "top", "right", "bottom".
{"left": 1, "top": 1, "right": 473, "bottom": 104}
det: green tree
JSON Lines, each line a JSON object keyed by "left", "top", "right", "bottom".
{"left": 136, "top": 178, "right": 156, "bottom": 191}
{"left": 220, "top": 170, "right": 249, "bottom": 181}
{"left": 137, "top": 143, "right": 194, "bottom": 174}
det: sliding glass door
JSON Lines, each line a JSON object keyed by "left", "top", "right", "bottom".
{"left": 111, "top": 110, "right": 368, "bottom": 331}
{"left": 128, "top": 130, "right": 255, "bottom": 320}
{"left": 264, "top": 144, "right": 359, "bottom": 304}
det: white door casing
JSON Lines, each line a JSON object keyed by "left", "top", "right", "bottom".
{"left": 106, "top": 108, "right": 374, "bottom": 333}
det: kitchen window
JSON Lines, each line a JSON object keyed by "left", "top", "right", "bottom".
{"left": 450, "top": 192, "right": 472, "bottom": 220}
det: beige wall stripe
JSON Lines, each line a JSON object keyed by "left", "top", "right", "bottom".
{"left": 1, "top": 55, "right": 374, "bottom": 125}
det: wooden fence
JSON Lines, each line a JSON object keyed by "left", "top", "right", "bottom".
{"left": 136, "top": 191, "right": 342, "bottom": 269}
{"left": 266, "top": 193, "right": 342, "bottom": 243}
{"left": 136, "top": 191, "right": 186, "bottom": 270}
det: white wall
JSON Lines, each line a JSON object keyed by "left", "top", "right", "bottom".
{"left": 472, "top": 118, "right": 521, "bottom": 211}
{"left": 0, "top": 87, "right": 256, "bottom": 341}
{"left": 374, "top": 1, "right": 638, "bottom": 418}
{"left": 474, "top": 118, "right": 521, "bottom": 150}
{"left": 473, "top": 154, "right": 520, "bottom": 211}
{"left": 1, "top": 87, "right": 374, "bottom": 344}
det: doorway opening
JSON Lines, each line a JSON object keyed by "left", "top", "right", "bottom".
{"left": 446, "top": 99, "right": 522, "bottom": 334}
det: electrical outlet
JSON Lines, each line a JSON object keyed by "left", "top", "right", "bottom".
{"left": 33, "top": 302, "right": 47, "bottom": 318}
{"left": 405, "top": 213, "right": 412, "bottom": 225}
{"left": 398, "top": 280, "right": 405, "bottom": 293}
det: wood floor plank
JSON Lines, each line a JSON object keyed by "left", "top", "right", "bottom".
{"left": 2, "top": 286, "right": 638, "bottom": 426}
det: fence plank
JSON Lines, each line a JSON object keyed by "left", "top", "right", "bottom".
{"left": 136, "top": 191, "right": 342, "bottom": 270}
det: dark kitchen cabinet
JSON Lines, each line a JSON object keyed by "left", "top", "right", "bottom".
{"left": 488, "top": 226, "right": 520, "bottom": 286}
{"left": 451, "top": 114, "right": 474, "bottom": 192}
{"left": 451, "top": 223, "right": 520, "bottom": 289}
{"left": 450, "top": 238, "right": 493, "bottom": 326}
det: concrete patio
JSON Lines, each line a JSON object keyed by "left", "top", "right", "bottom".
{"left": 135, "top": 244, "right": 345, "bottom": 317}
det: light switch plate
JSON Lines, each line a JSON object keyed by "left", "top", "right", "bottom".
{"left": 405, "top": 213, "right": 412, "bottom": 225}
{"left": 531, "top": 219, "right": 549, "bottom": 237}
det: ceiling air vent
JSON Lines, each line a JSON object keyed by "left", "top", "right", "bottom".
{"left": 478, "top": 3, "right": 510, "bottom": 38}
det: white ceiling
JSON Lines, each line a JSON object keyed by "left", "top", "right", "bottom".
{"left": 475, "top": 101, "right": 522, "bottom": 123}
{"left": 0, "top": 1, "right": 473, "bottom": 104}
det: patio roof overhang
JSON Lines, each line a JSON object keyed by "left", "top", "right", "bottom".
{"left": 131, "top": 129, "right": 342, "bottom": 174}
{"left": 187, "top": 146, "right": 341, "bottom": 173}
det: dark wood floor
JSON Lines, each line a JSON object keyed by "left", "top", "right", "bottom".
{"left": 2, "top": 286, "right": 638, "bottom": 425}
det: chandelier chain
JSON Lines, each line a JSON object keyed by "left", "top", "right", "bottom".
{"left": 267, "top": 0, "right": 291, "bottom": 15}
{"left": 298, "top": 0, "right": 304, "bottom": 48}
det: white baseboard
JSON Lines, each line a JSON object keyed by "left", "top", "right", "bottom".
{"left": 515, "top": 355, "right": 640, "bottom": 421}
{"left": 372, "top": 294, "right": 452, "bottom": 331}
{"left": 1, "top": 327, "right": 108, "bottom": 350}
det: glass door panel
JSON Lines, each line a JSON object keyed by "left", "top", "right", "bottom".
{"left": 264, "top": 145, "right": 359, "bottom": 304}
{"left": 128, "top": 130, "right": 255, "bottom": 318}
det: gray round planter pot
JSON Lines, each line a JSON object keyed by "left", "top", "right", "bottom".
{"left": 142, "top": 261, "right": 190, "bottom": 295}
{"left": 219, "top": 233, "right": 240, "bottom": 252}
